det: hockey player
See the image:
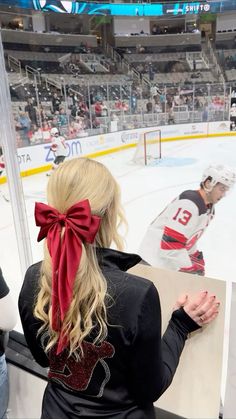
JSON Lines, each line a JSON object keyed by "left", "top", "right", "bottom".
{"left": 0, "top": 147, "right": 5, "bottom": 176}
{"left": 47, "top": 128, "right": 67, "bottom": 176}
{"left": 0, "top": 148, "right": 10, "bottom": 201}
{"left": 139, "top": 164, "right": 236, "bottom": 275}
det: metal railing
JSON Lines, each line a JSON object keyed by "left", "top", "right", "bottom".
{"left": 7, "top": 54, "right": 22, "bottom": 76}
{"left": 9, "top": 76, "right": 232, "bottom": 147}
{"left": 206, "top": 38, "right": 225, "bottom": 83}
{"left": 25, "top": 65, "right": 41, "bottom": 85}
{"left": 41, "top": 74, "right": 62, "bottom": 94}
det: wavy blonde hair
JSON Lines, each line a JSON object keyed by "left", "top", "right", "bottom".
{"left": 34, "top": 158, "right": 126, "bottom": 356}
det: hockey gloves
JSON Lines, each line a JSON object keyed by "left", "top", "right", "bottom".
{"left": 179, "top": 251, "right": 205, "bottom": 276}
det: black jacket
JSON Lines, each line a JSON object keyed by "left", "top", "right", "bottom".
{"left": 18, "top": 248, "right": 199, "bottom": 419}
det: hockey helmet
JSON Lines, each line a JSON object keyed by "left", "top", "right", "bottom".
{"left": 50, "top": 127, "right": 59, "bottom": 136}
{"left": 202, "top": 164, "right": 236, "bottom": 190}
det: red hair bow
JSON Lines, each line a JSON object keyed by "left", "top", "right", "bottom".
{"left": 35, "top": 200, "right": 101, "bottom": 354}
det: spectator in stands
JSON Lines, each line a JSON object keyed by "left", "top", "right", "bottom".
{"left": 89, "top": 92, "right": 95, "bottom": 106}
{"left": 75, "top": 116, "right": 85, "bottom": 133}
{"left": 136, "top": 44, "right": 145, "bottom": 54}
{"left": 79, "top": 41, "right": 88, "bottom": 53}
{"left": 78, "top": 100, "right": 89, "bottom": 118}
{"left": 53, "top": 111, "right": 61, "bottom": 125}
{"left": 51, "top": 115, "right": 60, "bottom": 129}
{"left": 27, "top": 124, "right": 39, "bottom": 145}
{"left": 122, "top": 101, "right": 129, "bottom": 112}
{"left": 130, "top": 94, "right": 137, "bottom": 114}
{"left": 154, "top": 102, "right": 162, "bottom": 113}
{"left": 45, "top": 110, "right": 53, "bottom": 122}
{"left": 101, "top": 101, "right": 108, "bottom": 117}
{"left": 92, "top": 115, "right": 101, "bottom": 129}
{"left": 42, "top": 122, "right": 52, "bottom": 143}
{"left": 69, "top": 91, "right": 79, "bottom": 107}
{"left": 25, "top": 98, "right": 38, "bottom": 126}
{"left": 71, "top": 104, "right": 79, "bottom": 119}
{"left": 91, "top": 63, "right": 96, "bottom": 73}
{"left": 15, "top": 132, "right": 22, "bottom": 148}
{"left": 17, "top": 112, "right": 31, "bottom": 130}
{"left": 151, "top": 24, "right": 160, "bottom": 35}
{"left": 58, "top": 109, "right": 68, "bottom": 127}
{"left": 39, "top": 105, "right": 47, "bottom": 123}
{"left": 174, "top": 94, "right": 181, "bottom": 107}
{"left": 148, "top": 63, "right": 154, "bottom": 82}
{"left": 80, "top": 115, "right": 89, "bottom": 131}
{"left": 159, "top": 91, "right": 166, "bottom": 112}
{"left": 166, "top": 95, "right": 174, "bottom": 109}
{"left": 69, "top": 121, "right": 80, "bottom": 138}
{"left": 146, "top": 99, "right": 153, "bottom": 113}
{"left": 0, "top": 267, "right": 17, "bottom": 419}
{"left": 115, "top": 100, "right": 129, "bottom": 113}
{"left": 52, "top": 93, "right": 62, "bottom": 114}
{"left": 19, "top": 158, "right": 220, "bottom": 419}
{"left": 28, "top": 123, "right": 51, "bottom": 145}
{"left": 16, "top": 112, "right": 31, "bottom": 144}
{"left": 150, "top": 85, "right": 159, "bottom": 103}
{"left": 168, "top": 107, "right": 175, "bottom": 124}
{"left": 67, "top": 91, "right": 74, "bottom": 109}
{"left": 94, "top": 101, "right": 103, "bottom": 117}
{"left": 194, "top": 98, "right": 201, "bottom": 110}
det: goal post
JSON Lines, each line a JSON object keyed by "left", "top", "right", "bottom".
{"left": 133, "top": 129, "right": 162, "bottom": 165}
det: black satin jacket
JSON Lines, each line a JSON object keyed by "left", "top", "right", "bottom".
{"left": 18, "top": 248, "right": 199, "bottom": 419}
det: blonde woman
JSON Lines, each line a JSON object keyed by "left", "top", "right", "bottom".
{"left": 19, "top": 158, "right": 219, "bottom": 419}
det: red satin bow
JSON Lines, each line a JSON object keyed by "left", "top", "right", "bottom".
{"left": 35, "top": 200, "right": 101, "bottom": 354}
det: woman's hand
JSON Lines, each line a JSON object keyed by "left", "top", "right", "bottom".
{"left": 174, "top": 291, "right": 220, "bottom": 326}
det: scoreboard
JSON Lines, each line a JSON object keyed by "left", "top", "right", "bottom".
{"left": 0, "top": 0, "right": 236, "bottom": 16}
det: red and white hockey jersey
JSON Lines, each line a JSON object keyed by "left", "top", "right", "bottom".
{"left": 0, "top": 155, "right": 5, "bottom": 173}
{"left": 51, "top": 136, "right": 67, "bottom": 157}
{"left": 139, "top": 190, "right": 215, "bottom": 271}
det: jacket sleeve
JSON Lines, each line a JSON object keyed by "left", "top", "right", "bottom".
{"left": 18, "top": 264, "right": 49, "bottom": 368}
{"left": 128, "top": 283, "right": 200, "bottom": 403}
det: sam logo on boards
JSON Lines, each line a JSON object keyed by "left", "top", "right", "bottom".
{"left": 44, "top": 140, "right": 82, "bottom": 162}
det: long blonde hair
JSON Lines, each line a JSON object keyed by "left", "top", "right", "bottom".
{"left": 34, "top": 158, "right": 126, "bottom": 355}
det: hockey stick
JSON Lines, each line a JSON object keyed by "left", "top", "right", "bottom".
{"left": 0, "top": 190, "right": 10, "bottom": 202}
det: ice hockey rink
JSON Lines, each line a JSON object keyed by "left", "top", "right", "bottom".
{"left": 1, "top": 134, "right": 236, "bottom": 312}
{"left": 1, "top": 133, "right": 236, "bottom": 402}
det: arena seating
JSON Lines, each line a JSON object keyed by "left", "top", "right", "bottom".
{"left": 1, "top": 27, "right": 231, "bottom": 148}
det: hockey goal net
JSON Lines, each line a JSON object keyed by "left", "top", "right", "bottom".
{"left": 133, "top": 129, "right": 161, "bottom": 165}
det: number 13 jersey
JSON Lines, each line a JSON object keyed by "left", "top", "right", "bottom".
{"left": 139, "top": 190, "right": 215, "bottom": 271}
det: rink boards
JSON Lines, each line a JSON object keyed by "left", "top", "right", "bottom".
{"left": 1, "top": 120, "right": 235, "bottom": 184}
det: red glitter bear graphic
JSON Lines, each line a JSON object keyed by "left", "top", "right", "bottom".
{"left": 48, "top": 340, "right": 115, "bottom": 394}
